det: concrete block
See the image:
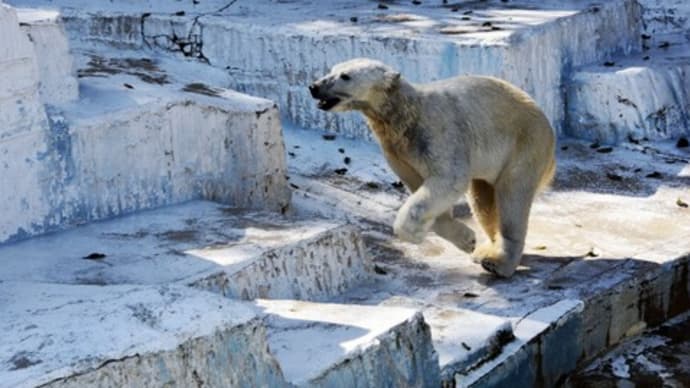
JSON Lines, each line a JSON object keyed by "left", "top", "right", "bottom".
{"left": 0, "top": 201, "right": 369, "bottom": 301}
{"left": 257, "top": 299, "right": 440, "bottom": 387}
{"left": 0, "top": 74, "right": 290, "bottom": 244}
{"left": 0, "top": 282, "right": 287, "bottom": 388}
{"left": 13, "top": 0, "right": 642, "bottom": 137}
{"left": 17, "top": 8, "right": 79, "bottom": 104}
{"left": 566, "top": 43, "right": 690, "bottom": 143}
{"left": 0, "top": 4, "right": 46, "bottom": 140}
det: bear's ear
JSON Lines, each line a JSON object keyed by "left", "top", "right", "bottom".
{"left": 385, "top": 70, "right": 401, "bottom": 89}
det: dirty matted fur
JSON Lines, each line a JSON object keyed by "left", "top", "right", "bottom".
{"left": 309, "top": 58, "right": 556, "bottom": 278}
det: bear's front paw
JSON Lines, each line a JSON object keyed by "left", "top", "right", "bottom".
{"left": 393, "top": 211, "right": 428, "bottom": 244}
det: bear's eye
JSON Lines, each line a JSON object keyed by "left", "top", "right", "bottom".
{"left": 340, "top": 73, "right": 351, "bottom": 81}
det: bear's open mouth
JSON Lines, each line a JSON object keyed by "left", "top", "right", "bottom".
{"left": 317, "top": 97, "right": 341, "bottom": 111}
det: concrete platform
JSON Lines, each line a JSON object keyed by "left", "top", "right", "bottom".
{"left": 0, "top": 3, "right": 46, "bottom": 140}
{"left": 566, "top": 40, "right": 690, "bottom": 143}
{"left": 258, "top": 299, "right": 440, "bottom": 387}
{"left": 0, "top": 48, "right": 291, "bottom": 244}
{"left": 17, "top": 8, "right": 78, "bottom": 104}
{"left": 0, "top": 201, "right": 448, "bottom": 388}
{"left": 566, "top": 311, "right": 690, "bottom": 387}
{"left": 0, "top": 200, "right": 369, "bottom": 301}
{"left": 7, "top": 0, "right": 642, "bottom": 137}
{"left": 0, "top": 282, "right": 285, "bottom": 388}
{"left": 283, "top": 125, "right": 690, "bottom": 386}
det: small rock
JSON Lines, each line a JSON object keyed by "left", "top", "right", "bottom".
{"left": 344, "top": 156, "right": 351, "bottom": 165}
{"left": 83, "top": 252, "right": 107, "bottom": 260}
{"left": 322, "top": 134, "right": 337, "bottom": 141}
{"left": 645, "top": 171, "right": 662, "bottom": 179}
{"left": 627, "top": 135, "right": 640, "bottom": 144}
{"left": 365, "top": 181, "right": 381, "bottom": 190}
{"left": 606, "top": 173, "right": 623, "bottom": 181}
{"left": 677, "top": 198, "right": 689, "bottom": 208}
{"left": 334, "top": 168, "right": 348, "bottom": 175}
{"left": 585, "top": 248, "right": 600, "bottom": 258}
{"left": 676, "top": 137, "right": 689, "bottom": 148}
{"left": 597, "top": 146, "right": 613, "bottom": 154}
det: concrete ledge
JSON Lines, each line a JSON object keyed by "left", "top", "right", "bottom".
{"left": 0, "top": 201, "right": 369, "bottom": 302}
{"left": 0, "top": 4, "right": 46, "bottom": 140}
{"left": 17, "top": 8, "right": 79, "bottom": 104}
{"left": 191, "top": 224, "right": 370, "bottom": 301}
{"left": 258, "top": 299, "right": 440, "bottom": 387}
{"left": 0, "top": 67, "right": 290, "bottom": 244}
{"left": 0, "top": 282, "right": 286, "bottom": 388}
{"left": 566, "top": 42, "right": 690, "bottom": 143}
{"left": 10, "top": 0, "right": 642, "bottom": 137}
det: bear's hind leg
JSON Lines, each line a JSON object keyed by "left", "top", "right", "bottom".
{"left": 468, "top": 179, "right": 499, "bottom": 264}
{"left": 479, "top": 173, "right": 538, "bottom": 278}
{"left": 433, "top": 212, "right": 476, "bottom": 253}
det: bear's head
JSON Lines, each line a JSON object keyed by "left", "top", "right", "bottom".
{"left": 309, "top": 58, "right": 401, "bottom": 112}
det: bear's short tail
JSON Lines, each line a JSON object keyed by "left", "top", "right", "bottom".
{"left": 538, "top": 156, "right": 557, "bottom": 192}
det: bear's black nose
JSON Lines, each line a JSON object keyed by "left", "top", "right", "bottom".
{"left": 309, "top": 83, "right": 320, "bottom": 98}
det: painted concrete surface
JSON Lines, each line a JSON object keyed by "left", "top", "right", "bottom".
{"left": 567, "top": 41, "right": 690, "bottom": 143}
{"left": 0, "top": 282, "right": 286, "bottom": 388}
{"left": 0, "top": 200, "right": 368, "bottom": 301}
{"left": 258, "top": 299, "right": 440, "bottom": 387}
{"left": 0, "top": 48, "right": 291, "bottom": 245}
{"left": 567, "top": 311, "right": 690, "bottom": 387}
{"left": 284, "top": 125, "right": 690, "bottom": 385}
{"left": 7, "top": 0, "right": 642, "bottom": 138}
{"left": 16, "top": 8, "right": 78, "bottom": 104}
{"left": 0, "top": 199, "right": 444, "bottom": 388}
{"left": 0, "top": 3, "right": 47, "bottom": 140}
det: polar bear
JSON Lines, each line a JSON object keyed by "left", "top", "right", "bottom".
{"left": 309, "top": 58, "right": 556, "bottom": 278}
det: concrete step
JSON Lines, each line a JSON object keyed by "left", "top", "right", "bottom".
{"left": 0, "top": 282, "right": 287, "bottom": 388}
{"left": 0, "top": 3, "right": 47, "bottom": 140}
{"left": 257, "top": 299, "right": 440, "bottom": 387}
{"left": 8, "top": 0, "right": 642, "bottom": 137}
{"left": 0, "top": 52, "right": 290, "bottom": 245}
{"left": 0, "top": 199, "right": 445, "bottom": 387}
{"left": 639, "top": 0, "right": 690, "bottom": 45}
{"left": 282, "top": 124, "right": 690, "bottom": 386}
{"left": 566, "top": 39, "right": 690, "bottom": 143}
{"left": 17, "top": 7, "right": 79, "bottom": 104}
{"left": 0, "top": 200, "right": 369, "bottom": 302}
